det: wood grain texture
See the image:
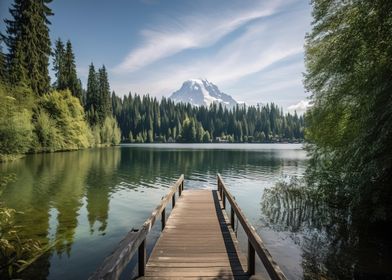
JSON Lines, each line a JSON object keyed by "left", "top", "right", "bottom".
{"left": 218, "top": 174, "right": 287, "bottom": 280}
{"left": 144, "top": 189, "right": 250, "bottom": 279}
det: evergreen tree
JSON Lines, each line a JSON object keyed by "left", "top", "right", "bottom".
{"left": 3, "top": 0, "right": 53, "bottom": 95}
{"left": 52, "top": 38, "right": 66, "bottom": 90}
{"left": 63, "top": 40, "right": 82, "bottom": 101}
{"left": 97, "top": 65, "right": 111, "bottom": 122}
{"left": 0, "top": 44, "right": 7, "bottom": 83}
{"left": 85, "top": 63, "right": 99, "bottom": 125}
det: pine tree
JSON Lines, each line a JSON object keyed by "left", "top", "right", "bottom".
{"left": 97, "top": 65, "right": 111, "bottom": 123}
{"left": 64, "top": 40, "right": 82, "bottom": 101}
{"left": 0, "top": 44, "right": 7, "bottom": 83}
{"left": 85, "top": 63, "right": 99, "bottom": 125}
{"left": 3, "top": 0, "right": 53, "bottom": 95}
{"left": 52, "top": 38, "right": 66, "bottom": 90}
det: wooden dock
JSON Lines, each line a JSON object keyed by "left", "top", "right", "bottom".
{"left": 90, "top": 175, "right": 287, "bottom": 280}
{"left": 144, "top": 189, "right": 247, "bottom": 279}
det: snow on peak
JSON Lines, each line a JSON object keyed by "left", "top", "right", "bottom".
{"left": 169, "top": 79, "right": 237, "bottom": 108}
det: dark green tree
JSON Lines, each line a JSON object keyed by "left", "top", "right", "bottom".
{"left": 85, "top": 63, "right": 99, "bottom": 125}
{"left": 97, "top": 65, "right": 111, "bottom": 123}
{"left": 63, "top": 40, "right": 82, "bottom": 101}
{"left": 305, "top": 0, "right": 392, "bottom": 227}
{"left": 3, "top": 0, "right": 53, "bottom": 95}
{"left": 52, "top": 38, "right": 66, "bottom": 90}
{"left": 0, "top": 44, "right": 7, "bottom": 83}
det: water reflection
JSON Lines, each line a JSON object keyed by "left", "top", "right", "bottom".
{"left": 0, "top": 144, "right": 306, "bottom": 279}
{"left": 261, "top": 181, "right": 392, "bottom": 279}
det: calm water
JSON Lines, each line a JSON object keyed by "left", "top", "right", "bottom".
{"left": 2, "top": 143, "right": 379, "bottom": 280}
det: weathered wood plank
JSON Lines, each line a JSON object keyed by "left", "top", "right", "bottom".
{"left": 89, "top": 175, "right": 184, "bottom": 280}
{"left": 218, "top": 174, "right": 287, "bottom": 280}
{"left": 144, "top": 189, "right": 249, "bottom": 279}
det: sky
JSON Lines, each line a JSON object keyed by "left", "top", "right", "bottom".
{"left": 0, "top": 0, "right": 312, "bottom": 112}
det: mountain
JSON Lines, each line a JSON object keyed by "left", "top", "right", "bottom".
{"left": 169, "top": 79, "right": 238, "bottom": 108}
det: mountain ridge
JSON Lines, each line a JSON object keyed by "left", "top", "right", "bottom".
{"left": 169, "top": 79, "right": 238, "bottom": 108}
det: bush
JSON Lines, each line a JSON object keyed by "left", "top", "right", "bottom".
{"left": 99, "top": 116, "right": 121, "bottom": 145}
{"left": 36, "top": 90, "right": 94, "bottom": 151}
{"left": 0, "top": 85, "right": 34, "bottom": 159}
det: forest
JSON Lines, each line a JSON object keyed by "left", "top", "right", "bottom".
{"left": 0, "top": 0, "right": 120, "bottom": 162}
{"left": 112, "top": 93, "right": 304, "bottom": 143}
{"left": 0, "top": 0, "right": 305, "bottom": 162}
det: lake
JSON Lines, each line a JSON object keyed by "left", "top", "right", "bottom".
{"left": 2, "top": 143, "right": 384, "bottom": 279}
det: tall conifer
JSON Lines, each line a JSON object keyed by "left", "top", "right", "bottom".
{"left": 52, "top": 38, "right": 66, "bottom": 90}
{"left": 64, "top": 40, "right": 82, "bottom": 101}
{"left": 3, "top": 0, "right": 53, "bottom": 95}
{"left": 85, "top": 63, "right": 99, "bottom": 124}
{"left": 98, "top": 65, "right": 111, "bottom": 122}
{"left": 0, "top": 44, "right": 7, "bottom": 83}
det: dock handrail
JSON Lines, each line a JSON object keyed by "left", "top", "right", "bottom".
{"left": 217, "top": 173, "right": 287, "bottom": 280}
{"left": 89, "top": 174, "right": 184, "bottom": 280}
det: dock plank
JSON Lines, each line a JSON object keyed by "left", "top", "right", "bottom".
{"left": 143, "top": 189, "right": 250, "bottom": 279}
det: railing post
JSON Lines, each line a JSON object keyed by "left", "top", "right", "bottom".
{"left": 230, "top": 205, "right": 235, "bottom": 230}
{"left": 222, "top": 192, "right": 226, "bottom": 209}
{"left": 172, "top": 194, "right": 175, "bottom": 208}
{"left": 161, "top": 207, "right": 166, "bottom": 230}
{"left": 248, "top": 240, "right": 255, "bottom": 275}
{"left": 138, "top": 239, "right": 146, "bottom": 276}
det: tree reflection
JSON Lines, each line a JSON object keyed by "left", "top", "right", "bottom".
{"left": 0, "top": 148, "right": 121, "bottom": 279}
{"left": 261, "top": 180, "right": 392, "bottom": 279}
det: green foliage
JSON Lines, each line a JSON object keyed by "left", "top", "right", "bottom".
{"left": 179, "top": 118, "right": 197, "bottom": 143}
{"left": 3, "top": 0, "right": 53, "bottom": 95}
{"left": 0, "top": 85, "right": 34, "bottom": 159}
{"left": 52, "top": 39, "right": 83, "bottom": 102}
{"left": 34, "top": 110, "right": 63, "bottom": 152}
{"left": 113, "top": 93, "right": 305, "bottom": 143}
{"left": 0, "top": 206, "right": 43, "bottom": 278}
{"left": 36, "top": 90, "right": 93, "bottom": 151}
{"left": 305, "top": 0, "right": 392, "bottom": 224}
{"left": 52, "top": 38, "right": 66, "bottom": 90}
{"left": 0, "top": 174, "right": 43, "bottom": 278}
{"left": 0, "top": 44, "right": 7, "bottom": 83}
{"left": 99, "top": 116, "right": 121, "bottom": 146}
{"left": 202, "top": 131, "right": 211, "bottom": 143}
{"left": 85, "top": 63, "right": 113, "bottom": 126}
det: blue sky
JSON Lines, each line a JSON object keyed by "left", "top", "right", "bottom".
{"left": 0, "top": 0, "right": 312, "bottom": 112}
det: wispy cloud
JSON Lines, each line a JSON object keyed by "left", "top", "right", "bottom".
{"left": 108, "top": 0, "right": 311, "bottom": 109}
{"left": 113, "top": 0, "right": 286, "bottom": 73}
{"left": 287, "top": 100, "right": 310, "bottom": 114}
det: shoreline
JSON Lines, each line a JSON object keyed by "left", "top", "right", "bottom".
{"left": 0, "top": 142, "right": 305, "bottom": 163}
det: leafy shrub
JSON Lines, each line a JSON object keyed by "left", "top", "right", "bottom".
{"left": 37, "top": 90, "right": 94, "bottom": 151}
{"left": 0, "top": 85, "right": 34, "bottom": 159}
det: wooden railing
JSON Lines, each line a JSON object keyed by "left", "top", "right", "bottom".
{"left": 89, "top": 174, "right": 184, "bottom": 280}
{"left": 217, "top": 174, "right": 287, "bottom": 280}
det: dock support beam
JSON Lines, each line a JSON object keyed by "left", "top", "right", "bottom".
{"left": 138, "top": 239, "right": 146, "bottom": 276}
{"left": 248, "top": 240, "right": 255, "bottom": 275}
{"left": 230, "top": 206, "right": 235, "bottom": 230}
{"left": 161, "top": 207, "right": 166, "bottom": 230}
{"left": 172, "top": 194, "right": 176, "bottom": 208}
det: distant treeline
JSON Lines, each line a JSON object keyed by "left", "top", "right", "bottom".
{"left": 111, "top": 93, "right": 305, "bottom": 143}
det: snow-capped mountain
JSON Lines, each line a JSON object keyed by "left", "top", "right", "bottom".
{"left": 169, "top": 79, "right": 238, "bottom": 108}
